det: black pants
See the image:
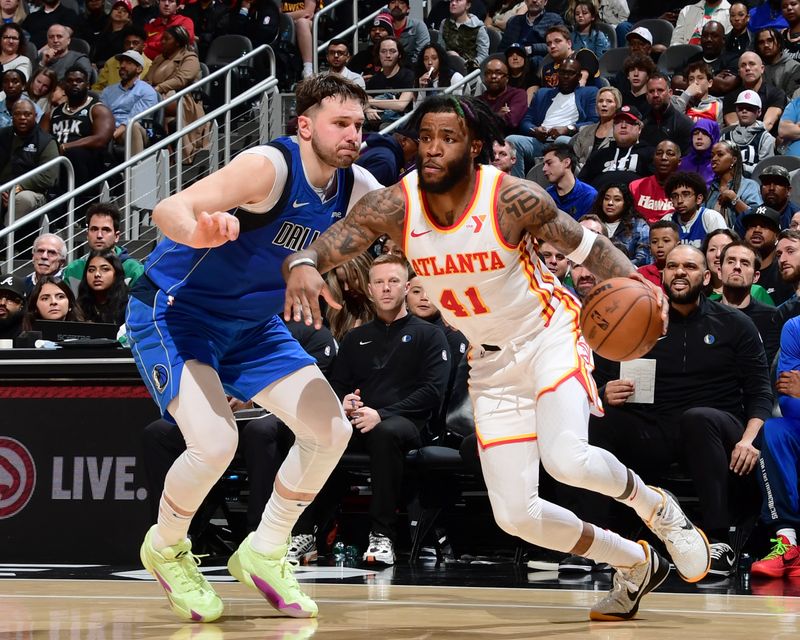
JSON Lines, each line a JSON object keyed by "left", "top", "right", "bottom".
{"left": 561, "top": 405, "right": 760, "bottom": 542}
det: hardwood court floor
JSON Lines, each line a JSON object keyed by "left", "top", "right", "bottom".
{"left": 3, "top": 575, "right": 800, "bottom": 639}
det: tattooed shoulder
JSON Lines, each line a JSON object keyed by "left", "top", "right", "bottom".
{"left": 495, "top": 176, "right": 557, "bottom": 242}
{"left": 350, "top": 184, "right": 407, "bottom": 237}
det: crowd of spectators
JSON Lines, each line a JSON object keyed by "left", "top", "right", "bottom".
{"left": 4, "top": 0, "right": 800, "bottom": 582}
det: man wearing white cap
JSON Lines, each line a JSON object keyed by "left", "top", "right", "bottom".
{"left": 671, "top": 0, "right": 732, "bottom": 46}
{"left": 723, "top": 51, "right": 786, "bottom": 132}
{"left": 99, "top": 49, "right": 159, "bottom": 154}
{"left": 721, "top": 89, "right": 775, "bottom": 177}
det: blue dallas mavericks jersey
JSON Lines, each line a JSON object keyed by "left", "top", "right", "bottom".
{"left": 142, "top": 137, "right": 354, "bottom": 323}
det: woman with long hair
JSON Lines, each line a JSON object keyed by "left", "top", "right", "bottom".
{"left": 570, "top": 0, "right": 610, "bottom": 58}
{"left": 571, "top": 86, "right": 621, "bottom": 170}
{"left": 27, "top": 68, "right": 62, "bottom": 114}
{"left": 589, "top": 183, "right": 650, "bottom": 266}
{"left": 92, "top": 0, "right": 134, "bottom": 66}
{"left": 0, "top": 0, "right": 27, "bottom": 25}
{"left": 76, "top": 250, "right": 129, "bottom": 326}
{"left": 505, "top": 42, "right": 538, "bottom": 102}
{"left": 706, "top": 140, "right": 763, "bottom": 229}
{"left": 413, "top": 42, "right": 464, "bottom": 108}
{"left": 366, "top": 36, "right": 415, "bottom": 128}
{"left": 0, "top": 23, "right": 31, "bottom": 84}
{"left": 783, "top": 0, "right": 800, "bottom": 61}
{"left": 21, "top": 277, "right": 83, "bottom": 330}
{"left": 325, "top": 252, "right": 375, "bottom": 341}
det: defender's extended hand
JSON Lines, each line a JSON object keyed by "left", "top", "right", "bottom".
{"left": 283, "top": 264, "right": 341, "bottom": 328}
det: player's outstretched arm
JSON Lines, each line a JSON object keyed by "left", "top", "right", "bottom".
{"left": 283, "top": 185, "right": 406, "bottom": 327}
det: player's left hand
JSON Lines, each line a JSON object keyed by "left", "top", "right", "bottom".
{"left": 351, "top": 406, "right": 380, "bottom": 433}
{"left": 628, "top": 272, "right": 668, "bottom": 335}
{"left": 189, "top": 211, "right": 240, "bottom": 248}
{"left": 730, "top": 438, "right": 759, "bottom": 475}
{"left": 284, "top": 262, "right": 341, "bottom": 328}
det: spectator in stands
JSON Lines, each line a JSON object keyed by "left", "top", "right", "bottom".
{"left": 491, "top": 139, "right": 517, "bottom": 172}
{"left": 62, "top": 202, "right": 144, "bottom": 292}
{"left": 100, "top": 49, "right": 159, "bottom": 155}
{"left": 476, "top": 55, "right": 527, "bottom": 134}
{"left": 0, "top": 0, "right": 26, "bottom": 24}
{"left": 577, "top": 105, "right": 654, "bottom": 190}
{"left": 630, "top": 140, "right": 681, "bottom": 224}
{"left": 742, "top": 205, "right": 796, "bottom": 304}
{"left": 507, "top": 57, "right": 597, "bottom": 177}
{"left": 672, "top": 62, "right": 724, "bottom": 126}
{"left": 365, "top": 36, "right": 415, "bottom": 128}
{"left": 539, "top": 24, "right": 574, "bottom": 88}
{"left": 0, "top": 98, "right": 58, "bottom": 230}
{"left": 778, "top": 93, "right": 800, "bottom": 155}
{"left": 775, "top": 230, "right": 800, "bottom": 329}
{"left": 27, "top": 68, "right": 61, "bottom": 116}
{"left": 25, "top": 232, "right": 66, "bottom": 295}
{"left": 355, "top": 128, "right": 418, "bottom": 186}
{"left": 76, "top": 0, "right": 110, "bottom": 62}
{"left": 0, "top": 70, "right": 42, "bottom": 128}
{"left": 279, "top": 1, "right": 318, "bottom": 79}
{"left": 678, "top": 118, "right": 720, "bottom": 186}
{"left": 783, "top": 0, "right": 800, "bottom": 62}
{"left": 325, "top": 39, "right": 365, "bottom": 89}
{"left": 751, "top": 0, "right": 788, "bottom": 32}
{"left": 498, "top": 0, "right": 564, "bottom": 63}
{"left": 91, "top": 0, "right": 134, "bottom": 67}
{"left": 720, "top": 90, "right": 775, "bottom": 178}
{"left": 429, "top": 0, "right": 488, "bottom": 28}
{"left": 723, "top": 51, "right": 786, "bottom": 133}
{"left": 587, "top": 243, "right": 771, "bottom": 576}
{"left": 0, "top": 23, "right": 32, "bottom": 84}
{"left": 504, "top": 42, "right": 538, "bottom": 102}
{"left": 538, "top": 240, "right": 570, "bottom": 282}
{"left": 641, "top": 72, "right": 694, "bottom": 153}
{"left": 485, "top": 0, "right": 526, "bottom": 31}
{"left": 75, "top": 249, "right": 129, "bottom": 326}
{"left": 21, "top": 276, "right": 83, "bottom": 329}
{"left": 414, "top": 42, "right": 464, "bottom": 109}
{"left": 671, "top": 0, "right": 732, "bottom": 46}
{"left": 662, "top": 171, "right": 727, "bottom": 246}
{"left": 21, "top": 0, "right": 78, "bottom": 49}
{"left": 756, "top": 26, "right": 800, "bottom": 98}
{"left": 726, "top": 2, "right": 752, "bottom": 54}
{"left": 750, "top": 314, "right": 800, "bottom": 579}
{"left": 143, "top": 0, "right": 194, "bottom": 61}
{"left": 703, "top": 226, "right": 774, "bottom": 303}
{"left": 570, "top": 85, "right": 620, "bottom": 171}
{"left": 349, "top": 12, "right": 393, "bottom": 81}
{"left": 615, "top": 53, "right": 654, "bottom": 115}
{"left": 387, "top": 0, "right": 431, "bottom": 65}
{"left": 707, "top": 140, "right": 763, "bottom": 228}
{"left": 93, "top": 26, "right": 152, "bottom": 92}
{"left": 218, "top": 0, "right": 281, "bottom": 85}
{"left": 132, "top": 0, "right": 158, "bottom": 27}
{"left": 590, "top": 183, "right": 651, "bottom": 266}
{"left": 325, "top": 252, "right": 374, "bottom": 342}
{"left": 143, "top": 25, "right": 208, "bottom": 163}
{"left": 0, "top": 273, "right": 24, "bottom": 340}
{"left": 438, "top": 0, "right": 489, "bottom": 72}
{"left": 687, "top": 21, "right": 740, "bottom": 97}
{"left": 570, "top": 0, "right": 609, "bottom": 58}
{"left": 181, "top": 0, "right": 226, "bottom": 61}
{"left": 331, "top": 254, "right": 450, "bottom": 565}
{"left": 38, "top": 24, "right": 93, "bottom": 82}
{"left": 637, "top": 220, "right": 680, "bottom": 288}
{"left": 50, "top": 66, "right": 114, "bottom": 189}
{"left": 541, "top": 142, "right": 596, "bottom": 219}
{"left": 757, "top": 165, "right": 799, "bottom": 229}
{"left": 625, "top": 26, "right": 654, "bottom": 62}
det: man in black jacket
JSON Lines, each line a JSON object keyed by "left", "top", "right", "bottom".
{"left": 581, "top": 244, "right": 773, "bottom": 578}
{"left": 641, "top": 72, "right": 694, "bottom": 154}
{"left": 0, "top": 274, "right": 25, "bottom": 341}
{"left": 332, "top": 253, "right": 450, "bottom": 565}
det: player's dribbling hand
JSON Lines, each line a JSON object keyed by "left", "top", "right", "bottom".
{"left": 628, "top": 272, "right": 669, "bottom": 335}
{"left": 284, "top": 263, "right": 341, "bottom": 328}
{"left": 189, "top": 211, "right": 240, "bottom": 248}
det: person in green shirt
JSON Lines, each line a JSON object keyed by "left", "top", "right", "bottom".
{"left": 62, "top": 202, "right": 144, "bottom": 293}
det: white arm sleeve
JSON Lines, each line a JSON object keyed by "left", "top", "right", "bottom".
{"left": 346, "top": 164, "right": 385, "bottom": 212}
{"left": 237, "top": 145, "right": 289, "bottom": 213}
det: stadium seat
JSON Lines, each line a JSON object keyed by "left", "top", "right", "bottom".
{"left": 205, "top": 34, "right": 255, "bottom": 67}
{"left": 595, "top": 21, "right": 617, "bottom": 49}
{"left": 751, "top": 156, "right": 800, "bottom": 182}
{"left": 486, "top": 25, "right": 502, "bottom": 54}
{"left": 598, "top": 47, "right": 629, "bottom": 76}
{"left": 657, "top": 43, "right": 701, "bottom": 74}
{"left": 525, "top": 161, "right": 549, "bottom": 188}
{"left": 447, "top": 52, "right": 467, "bottom": 75}
{"left": 69, "top": 37, "right": 91, "bottom": 55}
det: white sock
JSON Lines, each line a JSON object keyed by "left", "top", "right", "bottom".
{"left": 153, "top": 494, "right": 195, "bottom": 550}
{"left": 251, "top": 491, "right": 311, "bottom": 555}
{"left": 583, "top": 524, "right": 647, "bottom": 568}
{"left": 302, "top": 62, "right": 313, "bottom": 76}
{"left": 616, "top": 470, "right": 663, "bottom": 522}
{"left": 778, "top": 528, "right": 797, "bottom": 546}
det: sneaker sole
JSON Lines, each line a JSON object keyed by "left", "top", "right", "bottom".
{"left": 227, "top": 550, "right": 317, "bottom": 618}
{"left": 589, "top": 549, "right": 670, "bottom": 622}
{"left": 291, "top": 550, "right": 318, "bottom": 565}
{"left": 527, "top": 560, "right": 560, "bottom": 571}
{"left": 750, "top": 566, "right": 786, "bottom": 578}
{"left": 676, "top": 525, "right": 712, "bottom": 584}
{"left": 363, "top": 554, "right": 395, "bottom": 566}
{"left": 140, "top": 543, "right": 222, "bottom": 623}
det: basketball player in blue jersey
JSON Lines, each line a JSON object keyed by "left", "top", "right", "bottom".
{"left": 283, "top": 95, "right": 713, "bottom": 622}
{"left": 126, "top": 75, "right": 382, "bottom": 623}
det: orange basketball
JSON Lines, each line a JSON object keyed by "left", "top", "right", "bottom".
{"left": 579, "top": 277, "right": 662, "bottom": 361}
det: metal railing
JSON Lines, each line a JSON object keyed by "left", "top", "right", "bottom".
{"left": 312, "top": 0, "right": 383, "bottom": 74}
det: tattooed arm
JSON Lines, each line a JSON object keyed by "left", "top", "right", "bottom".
{"left": 497, "top": 176, "right": 635, "bottom": 280}
{"left": 282, "top": 184, "right": 407, "bottom": 327}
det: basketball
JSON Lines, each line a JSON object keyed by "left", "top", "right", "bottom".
{"left": 579, "top": 277, "right": 662, "bottom": 361}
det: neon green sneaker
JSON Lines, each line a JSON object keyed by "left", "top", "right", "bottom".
{"left": 227, "top": 533, "right": 318, "bottom": 618}
{"left": 140, "top": 525, "right": 224, "bottom": 622}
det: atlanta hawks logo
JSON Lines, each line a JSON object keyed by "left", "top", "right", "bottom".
{"left": 0, "top": 437, "right": 36, "bottom": 519}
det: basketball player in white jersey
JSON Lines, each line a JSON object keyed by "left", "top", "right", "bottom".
{"left": 282, "top": 95, "right": 711, "bottom": 621}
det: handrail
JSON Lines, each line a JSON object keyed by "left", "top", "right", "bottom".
{"left": 312, "top": 0, "right": 383, "bottom": 73}
{"left": 1, "top": 156, "right": 75, "bottom": 272}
